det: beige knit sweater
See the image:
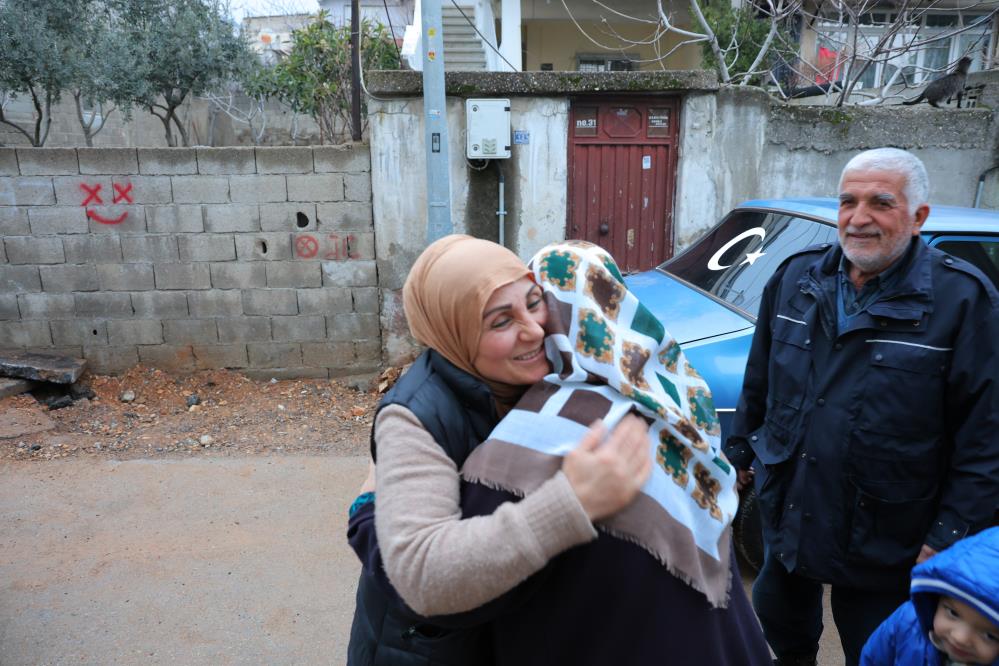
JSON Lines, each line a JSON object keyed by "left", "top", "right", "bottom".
{"left": 374, "top": 404, "right": 598, "bottom": 617}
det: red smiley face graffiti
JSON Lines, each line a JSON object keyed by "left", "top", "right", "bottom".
{"left": 80, "top": 182, "right": 133, "bottom": 224}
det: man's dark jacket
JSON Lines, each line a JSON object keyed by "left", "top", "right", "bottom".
{"left": 725, "top": 239, "right": 999, "bottom": 590}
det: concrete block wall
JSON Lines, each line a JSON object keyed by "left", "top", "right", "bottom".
{"left": 0, "top": 146, "right": 379, "bottom": 378}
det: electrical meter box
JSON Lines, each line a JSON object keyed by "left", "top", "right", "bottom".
{"left": 466, "top": 98, "right": 511, "bottom": 159}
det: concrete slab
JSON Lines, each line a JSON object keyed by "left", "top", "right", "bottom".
{"left": 0, "top": 351, "right": 86, "bottom": 384}
{"left": 0, "top": 455, "right": 367, "bottom": 665}
{"left": 0, "top": 377, "right": 37, "bottom": 399}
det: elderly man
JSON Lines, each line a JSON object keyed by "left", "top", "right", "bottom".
{"left": 725, "top": 148, "right": 999, "bottom": 666}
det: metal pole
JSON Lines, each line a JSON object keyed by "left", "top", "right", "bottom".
{"left": 350, "top": 0, "right": 362, "bottom": 142}
{"left": 421, "top": 0, "right": 453, "bottom": 242}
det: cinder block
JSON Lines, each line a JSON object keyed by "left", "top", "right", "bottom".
{"left": 137, "top": 345, "right": 196, "bottom": 371}
{"left": 260, "top": 203, "right": 317, "bottom": 232}
{"left": 321, "top": 260, "right": 377, "bottom": 287}
{"left": 121, "top": 235, "right": 179, "bottom": 263}
{"left": 74, "top": 292, "right": 133, "bottom": 317}
{"left": 230, "top": 175, "right": 286, "bottom": 203}
{"left": 234, "top": 233, "right": 292, "bottom": 261}
{"left": 266, "top": 262, "right": 322, "bottom": 288}
{"left": 204, "top": 204, "right": 260, "bottom": 232}
{"left": 27, "top": 207, "right": 89, "bottom": 234}
{"left": 0, "top": 177, "right": 55, "bottom": 206}
{"left": 327, "top": 313, "right": 380, "bottom": 341}
{"left": 16, "top": 148, "right": 78, "bottom": 175}
{"left": 0, "top": 294, "right": 19, "bottom": 320}
{"left": 97, "top": 263, "right": 154, "bottom": 291}
{"left": 298, "top": 287, "right": 352, "bottom": 314}
{"left": 178, "top": 234, "right": 236, "bottom": 262}
{"left": 64, "top": 235, "right": 122, "bottom": 263}
{"left": 138, "top": 148, "right": 197, "bottom": 175}
{"left": 196, "top": 148, "right": 256, "bottom": 175}
{"left": 0, "top": 321, "right": 53, "bottom": 347}
{"left": 0, "top": 265, "right": 42, "bottom": 292}
{"left": 146, "top": 204, "right": 204, "bottom": 233}
{"left": 351, "top": 287, "right": 379, "bottom": 313}
{"left": 4, "top": 236, "right": 65, "bottom": 264}
{"left": 287, "top": 174, "right": 344, "bottom": 202}
{"left": 271, "top": 315, "right": 325, "bottom": 341}
{"left": 162, "top": 319, "right": 218, "bottom": 344}
{"left": 188, "top": 290, "right": 243, "bottom": 317}
{"left": 86, "top": 206, "right": 146, "bottom": 234}
{"left": 51, "top": 320, "right": 108, "bottom": 345}
{"left": 242, "top": 367, "right": 329, "bottom": 380}
{"left": 107, "top": 319, "right": 163, "bottom": 346}
{"left": 131, "top": 291, "right": 188, "bottom": 318}
{"left": 255, "top": 147, "right": 312, "bottom": 174}
{"left": 192, "top": 344, "right": 248, "bottom": 369}
{"left": 217, "top": 317, "right": 271, "bottom": 343}
{"left": 171, "top": 176, "right": 229, "bottom": 204}
{"left": 316, "top": 202, "right": 373, "bottom": 231}
{"left": 78, "top": 148, "right": 138, "bottom": 175}
{"left": 343, "top": 174, "right": 372, "bottom": 202}
{"left": 302, "top": 341, "right": 354, "bottom": 367}
{"left": 83, "top": 346, "right": 138, "bottom": 374}
{"left": 17, "top": 293, "right": 75, "bottom": 319}
{"left": 111, "top": 176, "right": 172, "bottom": 204}
{"left": 54, "top": 176, "right": 112, "bottom": 206}
{"left": 314, "top": 145, "right": 370, "bottom": 173}
{"left": 246, "top": 342, "right": 302, "bottom": 368}
{"left": 0, "top": 148, "right": 18, "bottom": 175}
{"left": 343, "top": 232, "right": 375, "bottom": 260}
{"left": 210, "top": 263, "right": 265, "bottom": 289}
{"left": 154, "top": 263, "right": 211, "bottom": 290}
{"left": 242, "top": 289, "right": 298, "bottom": 315}
{"left": 354, "top": 339, "right": 382, "bottom": 363}
{"left": 40, "top": 264, "right": 99, "bottom": 292}
{"left": 0, "top": 207, "right": 30, "bottom": 234}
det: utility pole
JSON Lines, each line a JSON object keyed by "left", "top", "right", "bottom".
{"left": 350, "top": 0, "right": 362, "bottom": 142}
{"left": 421, "top": 0, "right": 453, "bottom": 242}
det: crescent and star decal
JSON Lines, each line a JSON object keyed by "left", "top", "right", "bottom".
{"left": 707, "top": 227, "right": 768, "bottom": 271}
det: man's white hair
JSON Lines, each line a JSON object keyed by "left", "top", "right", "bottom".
{"left": 838, "top": 148, "right": 930, "bottom": 215}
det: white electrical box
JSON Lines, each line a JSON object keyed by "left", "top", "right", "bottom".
{"left": 466, "top": 98, "right": 511, "bottom": 159}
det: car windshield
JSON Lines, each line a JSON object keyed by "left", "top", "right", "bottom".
{"left": 660, "top": 210, "right": 839, "bottom": 319}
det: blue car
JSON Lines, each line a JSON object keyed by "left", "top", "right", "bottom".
{"left": 625, "top": 198, "right": 999, "bottom": 568}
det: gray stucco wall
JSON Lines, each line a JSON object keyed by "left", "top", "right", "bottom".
{"left": 0, "top": 146, "right": 378, "bottom": 378}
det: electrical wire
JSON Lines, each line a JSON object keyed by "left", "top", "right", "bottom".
{"left": 382, "top": 0, "right": 402, "bottom": 61}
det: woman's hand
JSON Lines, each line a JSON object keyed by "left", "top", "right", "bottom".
{"left": 358, "top": 461, "right": 376, "bottom": 495}
{"left": 562, "top": 415, "right": 652, "bottom": 522}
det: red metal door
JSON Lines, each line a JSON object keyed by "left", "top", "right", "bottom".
{"left": 567, "top": 97, "right": 680, "bottom": 272}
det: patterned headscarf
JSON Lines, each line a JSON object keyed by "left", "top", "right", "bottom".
{"left": 402, "top": 234, "right": 533, "bottom": 410}
{"left": 461, "top": 241, "right": 738, "bottom": 608}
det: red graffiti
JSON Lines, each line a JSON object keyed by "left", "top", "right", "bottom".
{"left": 80, "top": 183, "right": 103, "bottom": 205}
{"left": 80, "top": 181, "right": 132, "bottom": 225}
{"left": 294, "top": 234, "right": 360, "bottom": 260}
{"left": 112, "top": 182, "right": 133, "bottom": 204}
{"left": 86, "top": 209, "right": 129, "bottom": 225}
{"left": 295, "top": 235, "right": 319, "bottom": 259}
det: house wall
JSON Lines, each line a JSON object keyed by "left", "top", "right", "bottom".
{"left": 365, "top": 72, "right": 997, "bottom": 363}
{"left": 522, "top": 19, "right": 702, "bottom": 71}
{"left": 0, "top": 146, "right": 379, "bottom": 379}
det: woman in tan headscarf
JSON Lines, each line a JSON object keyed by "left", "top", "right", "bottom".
{"left": 346, "top": 235, "right": 651, "bottom": 665}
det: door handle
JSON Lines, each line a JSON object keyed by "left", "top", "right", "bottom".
{"left": 599, "top": 222, "right": 609, "bottom": 235}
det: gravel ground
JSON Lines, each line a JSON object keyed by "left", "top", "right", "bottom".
{"left": 0, "top": 365, "right": 380, "bottom": 461}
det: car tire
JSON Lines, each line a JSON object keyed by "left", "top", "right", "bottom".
{"left": 734, "top": 488, "right": 764, "bottom": 572}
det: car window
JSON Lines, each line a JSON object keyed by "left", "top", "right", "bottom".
{"left": 933, "top": 239, "right": 999, "bottom": 290}
{"left": 660, "top": 211, "right": 838, "bottom": 318}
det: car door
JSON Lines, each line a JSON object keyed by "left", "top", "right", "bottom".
{"left": 927, "top": 234, "right": 999, "bottom": 289}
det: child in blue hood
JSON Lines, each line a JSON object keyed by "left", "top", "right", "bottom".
{"left": 861, "top": 527, "right": 999, "bottom": 666}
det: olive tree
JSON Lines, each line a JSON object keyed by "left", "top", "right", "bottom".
{"left": 249, "top": 12, "right": 400, "bottom": 144}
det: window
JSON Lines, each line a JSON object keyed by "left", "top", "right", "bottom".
{"left": 577, "top": 56, "right": 635, "bottom": 72}
{"left": 933, "top": 239, "right": 999, "bottom": 289}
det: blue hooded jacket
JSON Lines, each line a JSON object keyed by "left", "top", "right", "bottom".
{"left": 861, "top": 527, "right": 999, "bottom": 665}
